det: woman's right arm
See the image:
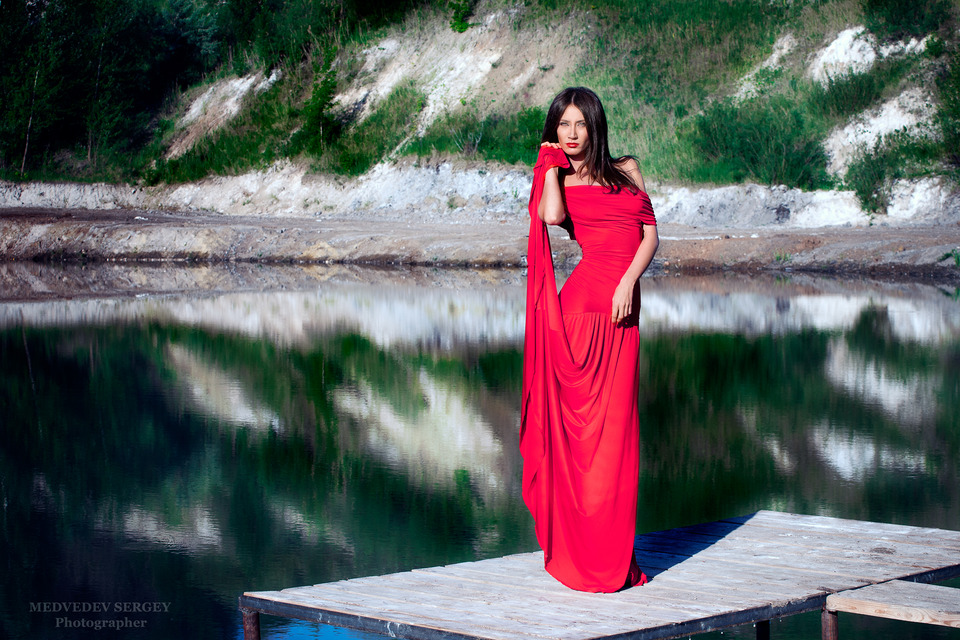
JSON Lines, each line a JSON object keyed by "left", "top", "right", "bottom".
{"left": 537, "top": 143, "right": 567, "bottom": 225}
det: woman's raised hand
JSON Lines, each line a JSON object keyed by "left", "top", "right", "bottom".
{"left": 540, "top": 142, "right": 563, "bottom": 149}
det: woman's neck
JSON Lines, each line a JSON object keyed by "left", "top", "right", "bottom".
{"left": 568, "top": 155, "right": 587, "bottom": 176}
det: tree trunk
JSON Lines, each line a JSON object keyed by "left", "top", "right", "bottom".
{"left": 20, "top": 67, "right": 40, "bottom": 176}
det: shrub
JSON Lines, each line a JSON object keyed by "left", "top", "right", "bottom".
{"left": 288, "top": 49, "right": 340, "bottom": 156}
{"left": 845, "top": 132, "right": 942, "bottom": 213}
{"left": 147, "top": 80, "right": 294, "bottom": 184}
{"left": 861, "top": 0, "right": 951, "bottom": 40}
{"left": 448, "top": 0, "right": 477, "bottom": 33}
{"left": 683, "top": 97, "right": 829, "bottom": 189}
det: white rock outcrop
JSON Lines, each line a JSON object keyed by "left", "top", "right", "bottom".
{"left": 808, "top": 26, "right": 929, "bottom": 84}
{"left": 809, "top": 27, "right": 878, "bottom": 84}
{"left": 823, "top": 87, "right": 937, "bottom": 176}
{"left": 166, "top": 70, "right": 281, "bottom": 160}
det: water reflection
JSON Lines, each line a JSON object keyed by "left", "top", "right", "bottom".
{"left": 1, "top": 267, "right": 958, "bottom": 640}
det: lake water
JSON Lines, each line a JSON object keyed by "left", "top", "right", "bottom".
{"left": 2, "top": 266, "right": 958, "bottom": 640}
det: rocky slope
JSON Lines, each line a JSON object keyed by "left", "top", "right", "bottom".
{"left": 2, "top": 12, "right": 959, "bottom": 280}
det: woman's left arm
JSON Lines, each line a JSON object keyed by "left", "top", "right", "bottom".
{"left": 611, "top": 158, "right": 657, "bottom": 324}
{"left": 611, "top": 223, "right": 659, "bottom": 324}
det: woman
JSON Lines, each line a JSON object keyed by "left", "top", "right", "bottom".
{"left": 520, "top": 87, "right": 659, "bottom": 593}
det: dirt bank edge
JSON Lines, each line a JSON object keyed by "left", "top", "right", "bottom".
{"left": 3, "top": 207, "right": 960, "bottom": 284}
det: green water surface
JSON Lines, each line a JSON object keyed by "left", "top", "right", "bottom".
{"left": 1, "top": 273, "right": 958, "bottom": 639}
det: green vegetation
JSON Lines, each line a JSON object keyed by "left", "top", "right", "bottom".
{"left": 408, "top": 106, "right": 545, "bottom": 165}
{"left": 806, "top": 60, "right": 907, "bottom": 120}
{"left": 0, "top": 0, "right": 441, "bottom": 182}
{"left": 683, "top": 96, "right": 829, "bottom": 189}
{"left": 845, "top": 132, "right": 942, "bottom": 213}
{"left": 2, "top": 0, "right": 958, "bottom": 209}
{"left": 448, "top": 0, "right": 478, "bottom": 32}
{"left": 939, "top": 44, "right": 960, "bottom": 170}
{"left": 148, "top": 75, "right": 301, "bottom": 183}
{"left": 318, "top": 82, "right": 427, "bottom": 176}
{"left": 861, "top": 0, "right": 953, "bottom": 40}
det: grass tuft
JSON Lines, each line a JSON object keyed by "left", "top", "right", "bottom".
{"left": 805, "top": 61, "right": 907, "bottom": 120}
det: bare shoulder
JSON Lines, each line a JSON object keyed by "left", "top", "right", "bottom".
{"left": 616, "top": 157, "right": 646, "bottom": 191}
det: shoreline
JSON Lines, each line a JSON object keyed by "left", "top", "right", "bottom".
{"left": 3, "top": 206, "right": 960, "bottom": 286}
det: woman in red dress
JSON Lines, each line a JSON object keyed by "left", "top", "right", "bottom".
{"left": 521, "top": 87, "right": 659, "bottom": 593}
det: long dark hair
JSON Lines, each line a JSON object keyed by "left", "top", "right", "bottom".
{"left": 540, "top": 87, "right": 639, "bottom": 193}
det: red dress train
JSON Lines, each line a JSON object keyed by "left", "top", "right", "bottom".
{"left": 520, "top": 147, "right": 656, "bottom": 593}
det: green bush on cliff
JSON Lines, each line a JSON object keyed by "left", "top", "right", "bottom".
{"left": 682, "top": 96, "right": 829, "bottom": 189}
{"left": 845, "top": 133, "right": 942, "bottom": 213}
{"left": 147, "top": 75, "right": 297, "bottom": 184}
{"left": 806, "top": 60, "right": 907, "bottom": 120}
{"left": 288, "top": 48, "right": 341, "bottom": 157}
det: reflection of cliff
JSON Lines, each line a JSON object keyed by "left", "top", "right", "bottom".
{"left": 165, "top": 343, "right": 282, "bottom": 431}
{"left": 6, "top": 275, "right": 960, "bottom": 347}
{"left": 824, "top": 338, "right": 940, "bottom": 428}
{"left": 639, "top": 289, "right": 960, "bottom": 342}
{"left": 335, "top": 368, "right": 505, "bottom": 498}
{"left": 747, "top": 305, "right": 946, "bottom": 490}
{"left": 807, "top": 421, "right": 929, "bottom": 482}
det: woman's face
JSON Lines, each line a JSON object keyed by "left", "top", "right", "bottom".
{"left": 556, "top": 104, "right": 588, "bottom": 158}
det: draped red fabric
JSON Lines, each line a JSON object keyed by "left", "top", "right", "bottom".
{"left": 520, "top": 146, "right": 654, "bottom": 593}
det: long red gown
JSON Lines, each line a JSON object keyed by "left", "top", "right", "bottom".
{"left": 521, "top": 146, "right": 656, "bottom": 593}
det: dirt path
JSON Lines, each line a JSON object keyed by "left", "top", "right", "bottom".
{"left": 3, "top": 207, "right": 960, "bottom": 285}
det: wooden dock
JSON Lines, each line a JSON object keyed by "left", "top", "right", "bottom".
{"left": 239, "top": 510, "right": 960, "bottom": 640}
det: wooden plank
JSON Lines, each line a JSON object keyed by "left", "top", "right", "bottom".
{"left": 713, "top": 521, "right": 960, "bottom": 569}
{"left": 641, "top": 522, "right": 960, "bottom": 568}
{"left": 241, "top": 590, "right": 507, "bottom": 640}
{"left": 281, "top": 581, "right": 679, "bottom": 636}
{"left": 240, "top": 512, "right": 960, "bottom": 640}
{"left": 244, "top": 585, "right": 788, "bottom": 640}
{"left": 343, "top": 568, "right": 725, "bottom": 623}
{"left": 411, "top": 555, "right": 819, "bottom": 620}
{"left": 637, "top": 524, "right": 958, "bottom": 586}
{"left": 641, "top": 534, "right": 949, "bottom": 576}
{"left": 732, "top": 511, "right": 960, "bottom": 551}
{"left": 679, "top": 517, "right": 960, "bottom": 558}
{"left": 287, "top": 562, "right": 822, "bottom": 636}
{"left": 301, "top": 571, "right": 717, "bottom": 626}
{"left": 826, "top": 580, "right": 960, "bottom": 628}
{"left": 643, "top": 543, "right": 909, "bottom": 583}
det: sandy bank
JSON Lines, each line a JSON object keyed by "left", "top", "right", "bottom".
{"left": 2, "top": 206, "right": 960, "bottom": 286}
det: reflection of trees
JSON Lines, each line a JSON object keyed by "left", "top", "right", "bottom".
{"left": 0, "top": 325, "right": 532, "bottom": 640}
{"left": 636, "top": 319, "right": 959, "bottom": 534}
{"left": 637, "top": 332, "right": 825, "bottom": 531}
{"left": 3, "top": 302, "right": 957, "bottom": 638}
